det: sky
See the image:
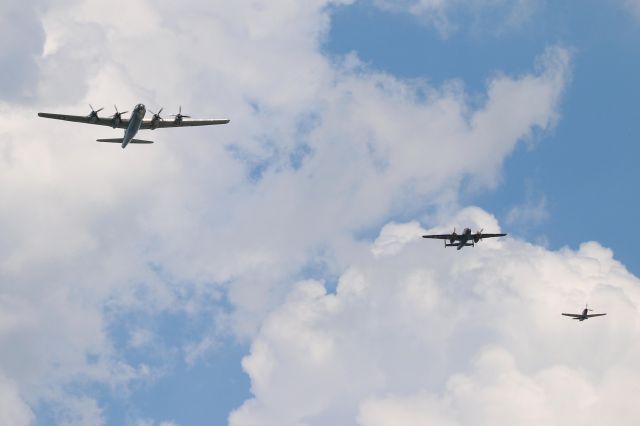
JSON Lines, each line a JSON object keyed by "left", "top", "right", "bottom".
{"left": 0, "top": 0, "right": 639, "bottom": 425}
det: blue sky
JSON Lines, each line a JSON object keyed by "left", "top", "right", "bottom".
{"left": 2, "top": 1, "right": 640, "bottom": 425}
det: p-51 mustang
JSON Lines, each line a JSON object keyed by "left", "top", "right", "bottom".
{"left": 38, "top": 104, "right": 229, "bottom": 149}
{"left": 422, "top": 228, "right": 507, "bottom": 250}
{"left": 561, "top": 305, "right": 606, "bottom": 321}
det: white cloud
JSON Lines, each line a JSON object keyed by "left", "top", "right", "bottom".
{"left": 230, "top": 210, "right": 640, "bottom": 425}
{"left": 0, "top": 0, "right": 571, "bottom": 422}
{"left": 358, "top": 347, "right": 640, "bottom": 426}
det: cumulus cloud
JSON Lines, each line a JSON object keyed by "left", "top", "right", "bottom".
{"left": 0, "top": 0, "right": 572, "bottom": 423}
{"left": 230, "top": 208, "right": 640, "bottom": 425}
{"left": 358, "top": 347, "right": 640, "bottom": 426}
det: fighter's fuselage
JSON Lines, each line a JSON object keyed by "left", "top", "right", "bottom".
{"left": 578, "top": 308, "right": 589, "bottom": 320}
{"left": 122, "top": 104, "right": 146, "bottom": 148}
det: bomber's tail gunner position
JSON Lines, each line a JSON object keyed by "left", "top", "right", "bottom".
{"left": 38, "top": 103, "right": 230, "bottom": 149}
{"left": 422, "top": 228, "right": 507, "bottom": 250}
{"left": 562, "top": 305, "right": 606, "bottom": 321}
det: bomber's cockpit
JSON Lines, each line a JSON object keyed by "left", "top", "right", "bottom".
{"left": 135, "top": 103, "right": 145, "bottom": 111}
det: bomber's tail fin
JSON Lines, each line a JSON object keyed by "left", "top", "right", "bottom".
{"left": 96, "top": 138, "right": 154, "bottom": 144}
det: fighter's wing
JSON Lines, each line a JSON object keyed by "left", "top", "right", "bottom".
{"left": 477, "top": 233, "right": 507, "bottom": 240}
{"left": 585, "top": 313, "right": 606, "bottom": 318}
{"left": 561, "top": 313, "right": 582, "bottom": 318}
{"left": 38, "top": 113, "right": 128, "bottom": 129}
{"left": 422, "top": 234, "right": 455, "bottom": 240}
{"left": 140, "top": 118, "right": 230, "bottom": 130}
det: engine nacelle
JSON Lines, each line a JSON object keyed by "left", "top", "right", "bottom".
{"left": 150, "top": 117, "right": 160, "bottom": 129}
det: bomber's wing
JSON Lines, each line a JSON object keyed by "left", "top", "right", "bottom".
{"left": 140, "top": 118, "right": 230, "bottom": 130}
{"left": 561, "top": 313, "right": 582, "bottom": 318}
{"left": 38, "top": 112, "right": 128, "bottom": 128}
{"left": 585, "top": 313, "right": 606, "bottom": 318}
{"left": 422, "top": 234, "right": 454, "bottom": 240}
{"left": 478, "top": 233, "right": 507, "bottom": 240}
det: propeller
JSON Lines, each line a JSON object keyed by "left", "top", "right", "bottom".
{"left": 170, "top": 105, "right": 191, "bottom": 123}
{"left": 147, "top": 108, "right": 165, "bottom": 129}
{"left": 88, "top": 104, "right": 104, "bottom": 118}
{"left": 149, "top": 107, "right": 164, "bottom": 121}
{"left": 111, "top": 104, "right": 128, "bottom": 119}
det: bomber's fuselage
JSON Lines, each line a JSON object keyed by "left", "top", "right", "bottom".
{"left": 122, "top": 104, "right": 146, "bottom": 148}
{"left": 456, "top": 228, "right": 472, "bottom": 250}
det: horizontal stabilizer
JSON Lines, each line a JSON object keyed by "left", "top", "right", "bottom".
{"left": 96, "top": 138, "right": 154, "bottom": 144}
{"left": 96, "top": 138, "right": 123, "bottom": 143}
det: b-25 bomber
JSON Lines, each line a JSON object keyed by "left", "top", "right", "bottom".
{"left": 422, "top": 228, "right": 507, "bottom": 250}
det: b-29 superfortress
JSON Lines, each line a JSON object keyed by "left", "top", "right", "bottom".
{"left": 38, "top": 104, "right": 229, "bottom": 149}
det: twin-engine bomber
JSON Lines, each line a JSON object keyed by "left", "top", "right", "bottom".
{"left": 38, "top": 104, "right": 229, "bottom": 149}
{"left": 422, "top": 228, "right": 507, "bottom": 250}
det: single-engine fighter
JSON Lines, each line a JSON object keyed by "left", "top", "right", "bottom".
{"left": 422, "top": 228, "right": 507, "bottom": 250}
{"left": 561, "top": 305, "right": 606, "bottom": 321}
{"left": 38, "top": 104, "right": 229, "bottom": 149}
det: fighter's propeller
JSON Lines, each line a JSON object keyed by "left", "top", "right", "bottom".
{"left": 170, "top": 106, "right": 191, "bottom": 124}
